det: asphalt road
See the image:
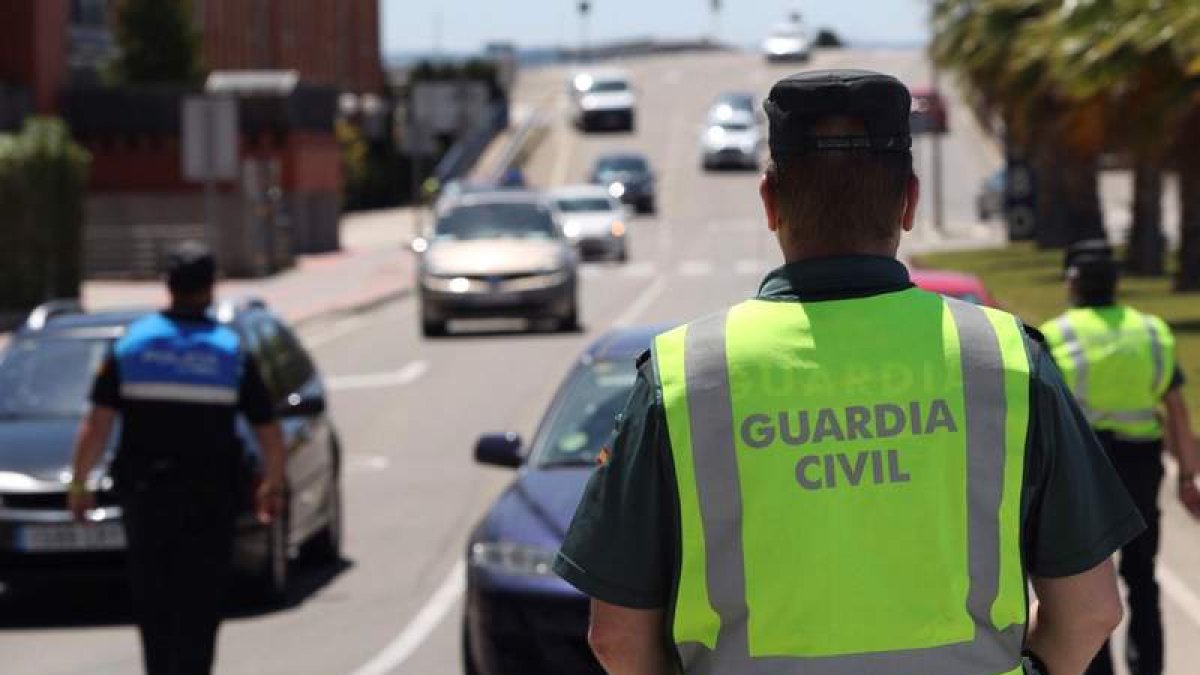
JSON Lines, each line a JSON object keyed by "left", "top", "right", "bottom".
{"left": 3, "top": 48, "right": 1199, "bottom": 675}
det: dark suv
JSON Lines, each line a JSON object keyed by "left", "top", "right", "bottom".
{"left": 0, "top": 299, "right": 343, "bottom": 603}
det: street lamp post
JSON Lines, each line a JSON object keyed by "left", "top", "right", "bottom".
{"left": 710, "top": 0, "right": 721, "bottom": 44}
{"left": 578, "top": 1, "right": 591, "bottom": 62}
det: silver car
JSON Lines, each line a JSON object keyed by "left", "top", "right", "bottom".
{"left": 550, "top": 185, "right": 630, "bottom": 262}
{"left": 415, "top": 192, "right": 580, "bottom": 337}
{"left": 701, "top": 105, "right": 764, "bottom": 171}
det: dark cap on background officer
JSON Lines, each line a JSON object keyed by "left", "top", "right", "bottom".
{"left": 554, "top": 70, "right": 1141, "bottom": 675}
{"left": 68, "top": 242, "right": 289, "bottom": 675}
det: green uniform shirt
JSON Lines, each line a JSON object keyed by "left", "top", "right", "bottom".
{"left": 554, "top": 255, "right": 1145, "bottom": 610}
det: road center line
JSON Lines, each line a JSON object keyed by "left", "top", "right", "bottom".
{"left": 306, "top": 316, "right": 368, "bottom": 349}
{"left": 612, "top": 277, "right": 668, "bottom": 327}
{"left": 327, "top": 361, "right": 429, "bottom": 392}
{"left": 346, "top": 560, "right": 466, "bottom": 675}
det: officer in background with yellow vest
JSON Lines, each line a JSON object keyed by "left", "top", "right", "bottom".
{"left": 1041, "top": 250, "right": 1200, "bottom": 675}
{"left": 554, "top": 70, "right": 1145, "bottom": 675}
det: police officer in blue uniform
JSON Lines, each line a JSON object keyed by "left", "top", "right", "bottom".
{"left": 68, "top": 242, "right": 288, "bottom": 675}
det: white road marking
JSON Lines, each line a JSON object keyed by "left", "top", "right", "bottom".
{"left": 613, "top": 277, "right": 667, "bottom": 327}
{"left": 305, "top": 316, "right": 368, "bottom": 349}
{"left": 346, "top": 455, "right": 391, "bottom": 473}
{"left": 326, "top": 361, "right": 429, "bottom": 392}
{"left": 735, "top": 259, "right": 767, "bottom": 276}
{"left": 347, "top": 561, "right": 466, "bottom": 675}
{"left": 679, "top": 260, "right": 714, "bottom": 277}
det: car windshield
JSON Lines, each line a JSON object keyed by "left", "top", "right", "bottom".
{"left": 716, "top": 122, "right": 752, "bottom": 132}
{"left": 0, "top": 336, "right": 110, "bottom": 418}
{"left": 532, "top": 360, "right": 638, "bottom": 468}
{"left": 589, "top": 80, "right": 628, "bottom": 93}
{"left": 555, "top": 197, "right": 616, "bottom": 213}
{"left": 595, "top": 157, "right": 647, "bottom": 175}
{"left": 435, "top": 203, "right": 558, "bottom": 241}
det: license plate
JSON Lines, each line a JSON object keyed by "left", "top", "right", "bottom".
{"left": 17, "top": 522, "right": 126, "bottom": 552}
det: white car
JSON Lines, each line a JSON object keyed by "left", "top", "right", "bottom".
{"left": 550, "top": 185, "right": 630, "bottom": 262}
{"left": 701, "top": 105, "right": 764, "bottom": 171}
{"left": 763, "top": 21, "right": 812, "bottom": 62}
{"left": 569, "top": 69, "right": 636, "bottom": 132}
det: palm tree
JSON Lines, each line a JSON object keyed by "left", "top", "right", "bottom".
{"left": 932, "top": 0, "right": 1107, "bottom": 248}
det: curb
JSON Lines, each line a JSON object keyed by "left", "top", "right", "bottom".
{"left": 292, "top": 284, "right": 413, "bottom": 330}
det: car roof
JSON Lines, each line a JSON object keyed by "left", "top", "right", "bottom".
{"left": 439, "top": 190, "right": 547, "bottom": 210}
{"left": 716, "top": 92, "right": 755, "bottom": 105}
{"left": 593, "top": 152, "right": 648, "bottom": 164}
{"left": 12, "top": 299, "right": 270, "bottom": 339}
{"left": 585, "top": 323, "right": 677, "bottom": 363}
{"left": 549, "top": 185, "right": 615, "bottom": 200}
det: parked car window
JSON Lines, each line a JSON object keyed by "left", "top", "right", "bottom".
{"left": 0, "top": 337, "right": 108, "bottom": 417}
{"left": 530, "top": 360, "right": 638, "bottom": 468}
{"left": 555, "top": 197, "right": 618, "bottom": 213}
{"left": 246, "top": 315, "right": 313, "bottom": 401}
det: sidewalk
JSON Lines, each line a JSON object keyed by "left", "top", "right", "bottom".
{"left": 1, "top": 207, "right": 420, "bottom": 347}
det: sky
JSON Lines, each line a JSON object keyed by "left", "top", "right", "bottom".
{"left": 381, "top": 0, "right": 930, "bottom": 56}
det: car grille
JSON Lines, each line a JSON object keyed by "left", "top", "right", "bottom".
{"left": 2, "top": 491, "right": 120, "bottom": 510}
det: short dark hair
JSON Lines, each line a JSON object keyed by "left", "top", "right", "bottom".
{"left": 766, "top": 118, "right": 913, "bottom": 253}
{"left": 1069, "top": 256, "right": 1119, "bottom": 306}
{"left": 165, "top": 241, "right": 216, "bottom": 295}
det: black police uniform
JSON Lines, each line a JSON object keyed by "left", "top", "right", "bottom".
{"left": 89, "top": 247, "right": 276, "bottom": 675}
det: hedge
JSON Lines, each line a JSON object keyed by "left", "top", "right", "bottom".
{"left": 0, "top": 118, "right": 90, "bottom": 313}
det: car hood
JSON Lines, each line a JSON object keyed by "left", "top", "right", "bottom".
{"left": 477, "top": 467, "right": 593, "bottom": 547}
{"left": 424, "top": 239, "right": 569, "bottom": 277}
{"left": 764, "top": 36, "right": 807, "bottom": 52}
{"left": 704, "top": 129, "right": 761, "bottom": 149}
{"left": 580, "top": 91, "right": 635, "bottom": 111}
{"left": 561, "top": 212, "right": 619, "bottom": 238}
{"left": 0, "top": 416, "right": 106, "bottom": 483}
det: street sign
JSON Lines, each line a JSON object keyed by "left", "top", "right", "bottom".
{"left": 182, "top": 95, "right": 239, "bottom": 181}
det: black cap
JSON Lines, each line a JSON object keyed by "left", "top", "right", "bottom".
{"left": 764, "top": 69, "right": 913, "bottom": 159}
{"left": 165, "top": 240, "right": 216, "bottom": 294}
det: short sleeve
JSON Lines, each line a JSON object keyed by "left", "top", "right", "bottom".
{"left": 554, "top": 362, "right": 674, "bottom": 609}
{"left": 239, "top": 355, "right": 277, "bottom": 426}
{"left": 89, "top": 352, "right": 122, "bottom": 409}
{"left": 1024, "top": 346, "right": 1145, "bottom": 578}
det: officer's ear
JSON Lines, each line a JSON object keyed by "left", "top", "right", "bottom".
{"left": 900, "top": 173, "right": 920, "bottom": 233}
{"left": 760, "top": 172, "right": 781, "bottom": 234}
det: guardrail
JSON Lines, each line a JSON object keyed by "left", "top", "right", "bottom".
{"left": 432, "top": 102, "right": 508, "bottom": 183}
{"left": 486, "top": 106, "right": 550, "bottom": 184}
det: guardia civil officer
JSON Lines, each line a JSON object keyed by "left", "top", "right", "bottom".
{"left": 554, "top": 70, "right": 1145, "bottom": 675}
{"left": 68, "top": 242, "right": 287, "bottom": 675}
{"left": 1041, "top": 250, "right": 1200, "bottom": 675}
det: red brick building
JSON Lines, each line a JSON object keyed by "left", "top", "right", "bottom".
{"left": 194, "top": 0, "right": 385, "bottom": 94}
{"left": 0, "top": 0, "right": 69, "bottom": 115}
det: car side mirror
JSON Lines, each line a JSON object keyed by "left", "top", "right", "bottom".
{"left": 281, "top": 392, "right": 326, "bottom": 418}
{"left": 475, "top": 432, "right": 523, "bottom": 469}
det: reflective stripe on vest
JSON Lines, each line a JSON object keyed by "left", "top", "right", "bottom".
{"left": 1044, "top": 307, "right": 1173, "bottom": 441}
{"left": 655, "top": 292, "right": 1029, "bottom": 675}
{"left": 114, "top": 313, "right": 242, "bottom": 406}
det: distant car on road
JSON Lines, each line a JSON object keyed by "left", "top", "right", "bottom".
{"left": 977, "top": 170, "right": 1005, "bottom": 221}
{"left": 701, "top": 94, "right": 764, "bottom": 170}
{"left": 588, "top": 152, "right": 656, "bottom": 214}
{"left": 416, "top": 191, "right": 580, "bottom": 336}
{"left": 911, "top": 268, "right": 1000, "bottom": 307}
{"left": 550, "top": 185, "right": 630, "bottom": 262}
{"left": 909, "top": 87, "right": 949, "bottom": 135}
{"left": 569, "top": 69, "right": 637, "bottom": 132}
{"left": 763, "top": 21, "right": 812, "bottom": 62}
{"left": 0, "top": 300, "right": 343, "bottom": 603}
{"left": 465, "top": 324, "right": 671, "bottom": 675}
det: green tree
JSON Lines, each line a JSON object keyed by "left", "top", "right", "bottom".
{"left": 109, "top": 0, "right": 204, "bottom": 85}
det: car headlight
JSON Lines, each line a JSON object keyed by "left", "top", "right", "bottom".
{"left": 563, "top": 222, "right": 582, "bottom": 238}
{"left": 608, "top": 182, "right": 626, "bottom": 198}
{"left": 470, "top": 542, "right": 557, "bottom": 577}
{"left": 611, "top": 220, "right": 626, "bottom": 237}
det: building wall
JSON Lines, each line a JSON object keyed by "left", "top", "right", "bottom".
{"left": 0, "top": 0, "right": 69, "bottom": 113}
{"left": 194, "top": 0, "right": 384, "bottom": 93}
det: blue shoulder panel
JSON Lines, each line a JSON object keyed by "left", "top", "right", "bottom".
{"left": 115, "top": 314, "right": 244, "bottom": 405}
